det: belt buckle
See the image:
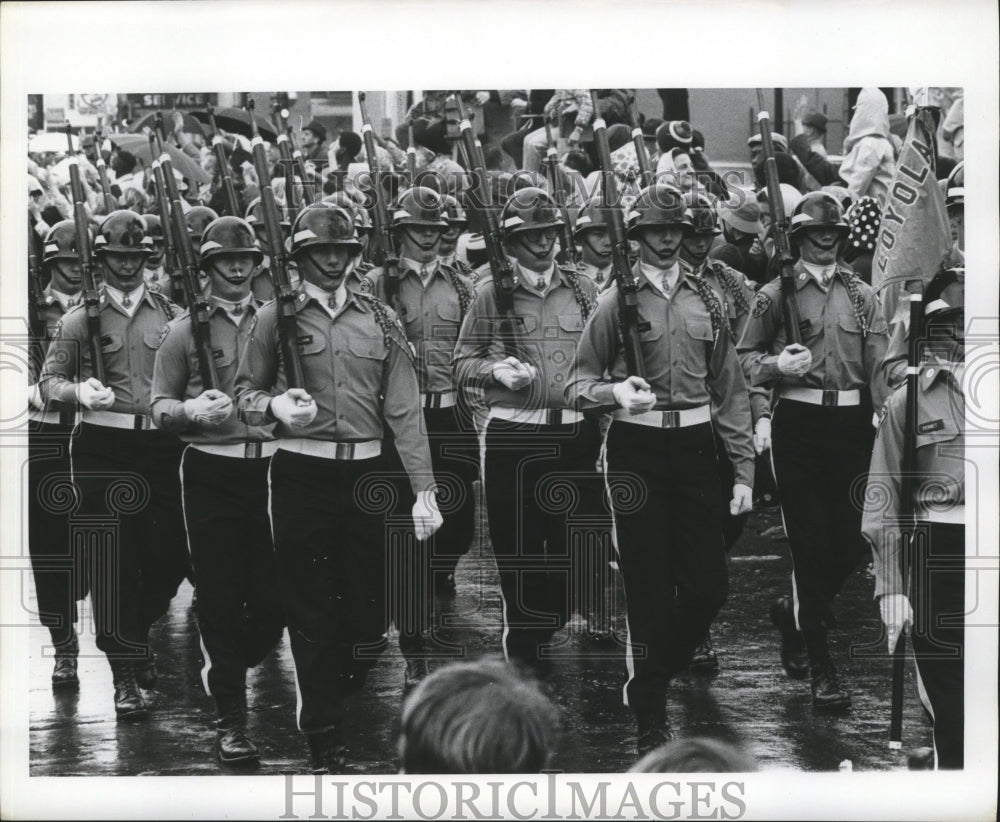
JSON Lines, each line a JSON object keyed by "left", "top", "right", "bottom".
{"left": 244, "top": 441, "right": 262, "bottom": 459}
{"left": 821, "top": 390, "right": 838, "bottom": 407}
{"left": 661, "top": 410, "right": 680, "bottom": 428}
{"left": 133, "top": 415, "right": 146, "bottom": 431}
{"left": 546, "top": 409, "right": 560, "bottom": 426}
{"left": 335, "top": 442, "right": 355, "bottom": 460}
{"left": 424, "top": 393, "right": 436, "bottom": 409}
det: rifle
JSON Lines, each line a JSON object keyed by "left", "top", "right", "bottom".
{"left": 589, "top": 90, "right": 649, "bottom": 379}
{"left": 755, "top": 89, "right": 802, "bottom": 344}
{"left": 274, "top": 106, "right": 314, "bottom": 207}
{"left": 247, "top": 98, "right": 305, "bottom": 389}
{"left": 452, "top": 94, "right": 523, "bottom": 358}
{"left": 541, "top": 120, "right": 579, "bottom": 267}
{"left": 628, "top": 94, "right": 655, "bottom": 188}
{"left": 358, "top": 92, "right": 401, "bottom": 310}
{"left": 271, "top": 103, "right": 300, "bottom": 218}
{"left": 93, "top": 121, "right": 118, "bottom": 213}
{"left": 406, "top": 124, "right": 417, "bottom": 186}
{"left": 153, "top": 113, "right": 221, "bottom": 391}
{"left": 147, "top": 131, "right": 186, "bottom": 306}
{"left": 65, "top": 126, "right": 106, "bottom": 384}
{"left": 206, "top": 104, "right": 241, "bottom": 217}
{"left": 27, "top": 221, "right": 48, "bottom": 342}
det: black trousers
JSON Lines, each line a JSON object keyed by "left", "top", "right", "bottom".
{"left": 180, "top": 446, "right": 284, "bottom": 702}
{"left": 268, "top": 448, "right": 394, "bottom": 734}
{"left": 771, "top": 400, "right": 874, "bottom": 633}
{"left": 71, "top": 423, "right": 189, "bottom": 657}
{"left": 606, "top": 421, "right": 727, "bottom": 717}
{"left": 28, "top": 419, "right": 83, "bottom": 647}
{"left": 912, "top": 522, "right": 965, "bottom": 769}
{"left": 483, "top": 417, "right": 603, "bottom": 674}
{"left": 714, "top": 432, "right": 748, "bottom": 552}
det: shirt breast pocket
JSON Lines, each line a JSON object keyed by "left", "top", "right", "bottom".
{"left": 99, "top": 332, "right": 123, "bottom": 355}
{"left": 433, "top": 302, "right": 463, "bottom": 336}
{"left": 346, "top": 337, "right": 386, "bottom": 396}
{"left": 837, "top": 313, "right": 864, "bottom": 364}
{"left": 682, "top": 317, "right": 714, "bottom": 379}
{"left": 297, "top": 335, "right": 330, "bottom": 391}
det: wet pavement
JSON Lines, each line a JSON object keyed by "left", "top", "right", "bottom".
{"left": 28, "top": 493, "right": 933, "bottom": 775}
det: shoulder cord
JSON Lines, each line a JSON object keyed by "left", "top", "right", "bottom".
{"left": 836, "top": 268, "right": 871, "bottom": 337}
{"left": 561, "top": 267, "right": 596, "bottom": 321}
{"left": 356, "top": 292, "right": 417, "bottom": 368}
{"left": 688, "top": 273, "right": 731, "bottom": 344}
{"left": 709, "top": 260, "right": 752, "bottom": 316}
{"left": 150, "top": 290, "right": 178, "bottom": 321}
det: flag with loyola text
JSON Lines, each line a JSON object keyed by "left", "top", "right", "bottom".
{"left": 872, "top": 106, "right": 951, "bottom": 325}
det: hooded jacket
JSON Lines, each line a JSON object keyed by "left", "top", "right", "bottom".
{"left": 838, "top": 88, "right": 896, "bottom": 205}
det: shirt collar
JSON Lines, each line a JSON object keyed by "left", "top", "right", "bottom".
{"left": 401, "top": 256, "right": 439, "bottom": 283}
{"left": 515, "top": 262, "right": 557, "bottom": 294}
{"left": 921, "top": 358, "right": 965, "bottom": 391}
{"left": 47, "top": 286, "right": 83, "bottom": 312}
{"left": 102, "top": 283, "right": 147, "bottom": 314}
{"left": 211, "top": 293, "right": 255, "bottom": 319}
{"left": 302, "top": 280, "right": 350, "bottom": 317}
{"left": 638, "top": 261, "right": 681, "bottom": 297}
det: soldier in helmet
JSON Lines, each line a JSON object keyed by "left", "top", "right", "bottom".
{"left": 39, "top": 210, "right": 189, "bottom": 720}
{"left": 321, "top": 191, "right": 375, "bottom": 287}
{"left": 738, "top": 191, "right": 889, "bottom": 712}
{"left": 244, "top": 196, "right": 292, "bottom": 302}
{"left": 678, "top": 192, "right": 767, "bottom": 672}
{"left": 234, "top": 203, "right": 441, "bottom": 774}
{"left": 150, "top": 216, "right": 284, "bottom": 767}
{"left": 140, "top": 213, "right": 172, "bottom": 295}
{"left": 573, "top": 200, "right": 614, "bottom": 288}
{"left": 863, "top": 267, "right": 966, "bottom": 770}
{"left": 453, "top": 186, "right": 600, "bottom": 681}
{"left": 185, "top": 205, "right": 220, "bottom": 263}
{"left": 565, "top": 182, "right": 754, "bottom": 754}
{"left": 27, "top": 220, "right": 86, "bottom": 690}
{"left": 361, "top": 186, "right": 478, "bottom": 689}
{"left": 438, "top": 194, "right": 472, "bottom": 276}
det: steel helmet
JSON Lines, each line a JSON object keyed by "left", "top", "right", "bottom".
{"left": 42, "top": 220, "right": 90, "bottom": 267}
{"left": 392, "top": 186, "right": 448, "bottom": 229}
{"left": 573, "top": 199, "right": 616, "bottom": 238}
{"left": 788, "top": 191, "right": 849, "bottom": 239}
{"left": 945, "top": 161, "right": 964, "bottom": 208}
{"left": 500, "top": 186, "right": 563, "bottom": 238}
{"left": 289, "top": 203, "right": 362, "bottom": 257}
{"left": 322, "top": 192, "right": 373, "bottom": 233}
{"left": 440, "top": 194, "right": 468, "bottom": 229}
{"left": 93, "top": 210, "right": 153, "bottom": 255}
{"left": 141, "top": 213, "right": 163, "bottom": 243}
{"left": 185, "top": 206, "right": 220, "bottom": 245}
{"left": 626, "top": 183, "right": 691, "bottom": 236}
{"left": 245, "top": 196, "right": 292, "bottom": 231}
{"left": 683, "top": 192, "right": 721, "bottom": 236}
{"left": 199, "top": 216, "right": 264, "bottom": 267}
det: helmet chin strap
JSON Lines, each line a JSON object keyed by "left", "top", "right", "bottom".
{"left": 638, "top": 234, "right": 680, "bottom": 266}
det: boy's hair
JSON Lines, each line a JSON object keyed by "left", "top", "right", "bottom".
{"left": 629, "top": 738, "right": 758, "bottom": 774}
{"left": 400, "top": 658, "right": 559, "bottom": 774}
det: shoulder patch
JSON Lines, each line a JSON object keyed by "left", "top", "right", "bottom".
{"left": 358, "top": 275, "right": 375, "bottom": 294}
{"left": 157, "top": 324, "right": 171, "bottom": 347}
{"left": 751, "top": 291, "right": 773, "bottom": 318}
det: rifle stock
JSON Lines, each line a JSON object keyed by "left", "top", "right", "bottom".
{"left": 65, "top": 126, "right": 106, "bottom": 384}
{"left": 755, "top": 91, "right": 802, "bottom": 344}
{"left": 629, "top": 94, "right": 655, "bottom": 188}
{"left": 207, "top": 105, "right": 241, "bottom": 217}
{"left": 589, "top": 90, "right": 648, "bottom": 379}
{"left": 542, "top": 121, "right": 579, "bottom": 267}
{"left": 147, "top": 131, "right": 185, "bottom": 306}
{"left": 247, "top": 99, "right": 305, "bottom": 389}
{"left": 452, "top": 94, "right": 523, "bottom": 358}
{"left": 275, "top": 107, "right": 314, "bottom": 207}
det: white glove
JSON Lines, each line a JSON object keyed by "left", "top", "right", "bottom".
{"left": 492, "top": 356, "right": 537, "bottom": 391}
{"left": 270, "top": 388, "right": 317, "bottom": 428}
{"left": 77, "top": 377, "right": 115, "bottom": 410}
{"left": 754, "top": 417, "right": 772, "bottom": 454}
{"left": 730, "top": 483, "right": 753, "bottom": 516}
{"left": 777, "top": 343, "right": 812, "bottom": 377}
{"left": 183, "top": 389, "right": 233, "bottom": 426}
{"left": 880, "top": 594, "right": 914, "bottom": 654}
{"left": 28, "top": 383, "right": 44, "bottom": 411}
{"left": 412, "top": 488, "right": 443, "bottom": 542}
{"left": 611, "top": 376, "right": 657, "bottom": 415}
{"left": 474, "top": 91, "right": 491, "bottom": 106}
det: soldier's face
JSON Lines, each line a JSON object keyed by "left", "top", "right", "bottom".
{"left": 440, "top": 224, "right": 464, "bottom": 255}
{"left": 101, "top": 251, "right": 147, "bottom": 290}
{"left": 722, "top": 222, "right": 755, "bottom": 247}
{"left": 635, "top": 225, "right": 684, "bottom": 267}
{"left": 206, "top": 253, "right": 256, "bottom": 299}
{"left": 681, "top": 233, "right": 715, "bottom": 262}
{"left": 50, "top": 258, "right": 83, "bottom": 293}
{"left": 398, "top": 226, "right": 444, "bottom": 263}
{"left": 797, "top": 227, "right": 841, "bottom": 265}
{"left": 581, "top": 227, "right": 612, "bottom": 262}
{"left": 507, "top": 227, "right": 558, "bottom": 271}
{"left": 297, "top": 244, "right": 355, "bottom": 290}
{"left": 146, "top": 240, "right": 165, "bottom": 268}
{"left": 948, "top": 206, "right": 964, "bottom": 249}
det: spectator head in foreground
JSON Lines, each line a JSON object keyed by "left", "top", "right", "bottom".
{"left": 399, "top": 658, "right": 560, "bottom": 774}
{"left": 630, "top": 737, "right": 758, "bottom": 773}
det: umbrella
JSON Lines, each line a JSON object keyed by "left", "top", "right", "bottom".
{"left": 29, "top": 132, "right": 79, "bottom": 154}
{"left": 191, "top": 107, "right": 277, "bottom": 142}
{"left": 107, "top": 133, "right": 210, "bottom": 184}
{"left": 129, "top": 110, "right": 205, "bottom": 139}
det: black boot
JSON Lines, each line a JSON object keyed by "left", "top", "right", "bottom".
{"left": 134, "top": 648, "right": 158, "bottom": 690}
{"left": 689, "top": 630, "right": 719, "bottom": 673}
{"left": 216, "top": 695, "right": 260, "bottom": 765}
{"left": 769, "top": 596, "right": 810, "bottom": 680}
{"left": 306, "top": 728, "right": 347, "bottom": 774}
{"left": 636, "top": 708, "right": 674, "bottom": 757}
{"left": 52, "top": 633, "right": 80, "bottom": 689}
{"left": 109, "top": 657, "right": 147, "bottom": 719}
{"left": 803, "top": 631, "right": 851, "bottom": 712}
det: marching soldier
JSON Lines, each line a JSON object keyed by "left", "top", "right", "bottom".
{"left": 862, "top": 268, "right": 966, "bottom": 770}
{"left": 737, "top": 191, "right": 889, "bottom": 711}
{"left": 361, "top": 187, "right": 478, "bottom": 689}
{"left": 140, "top": 213, "right": 171, "bottom": 295}
{"left": 150, "top": 216, "right": 284, "bottom": 766}
{"left": 453, "top": 186, "right": 600, "bottom": 681}
{"left": 438, "top": 194, "right": 473, "bottom": 276}
{"left": 234, "top": 203, "right": 442, "bottom": 774}
{"left": 565, "top": 183, "right": 754, "bottom": 753}
{"left": 39, "top": 210, "right": 190, "bottom": 719}
{"left": 678, "top": 192, "right": 765, "bottom": 671}
{"left": 28, "top": 221, "right": 85, "bottom": 688}
{"left": 321, "top": 191, "right": 375, "bottom": 286}
{"left": 573, "top": 200, "right": 614, "bottom": 288}
{"left": 244, "top": 196, "right": 287, "bottom": 302}
{"left": 185, "top": 205, "right": 220, "bottom": 263}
